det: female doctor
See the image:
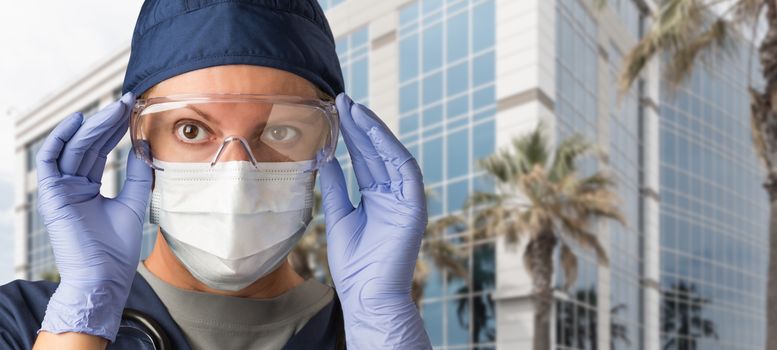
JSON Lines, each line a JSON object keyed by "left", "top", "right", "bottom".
{"left": 0, "top": 0, "right": 432, "bottom": 349}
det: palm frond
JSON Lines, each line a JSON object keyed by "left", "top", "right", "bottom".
{"left": 549, "top": 133, "right": 590, "bottom": 181}
{"left": 620, "top": 0, "right": 734, "bottom": 91}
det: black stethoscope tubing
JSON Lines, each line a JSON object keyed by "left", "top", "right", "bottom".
{"left": 121, "top": 308, "right": 172, "bottom": 350}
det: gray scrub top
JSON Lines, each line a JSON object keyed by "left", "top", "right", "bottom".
{"left": 137, "top": 262, "right": 334, "bottom": 350}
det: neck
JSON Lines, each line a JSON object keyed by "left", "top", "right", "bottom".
{"left": 143, "top": 230, "right": 304, "bottom": 298}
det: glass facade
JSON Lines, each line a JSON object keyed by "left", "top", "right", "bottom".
{"left": 333, "top": 26, "right": 370, "bottom": 205}
{"left": 659, "top": 46, "right": 767, "bottom": 349}
{"left": 398, "top": 0, "right": 497, "bottom": 348}
{"left": 554, "top": 1, "right": 601, "bottom": 348}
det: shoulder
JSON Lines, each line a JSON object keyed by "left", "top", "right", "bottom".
{"left": 0, "top": 279, "right": 58, "bottom": 349}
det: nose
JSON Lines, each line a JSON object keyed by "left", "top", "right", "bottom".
{"left": 210, "top": 136, "right": 258, "bottom": 166}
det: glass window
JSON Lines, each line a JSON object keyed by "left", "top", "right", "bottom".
{"left": 423, "top": 72, "right": 443, "bottom": 104}
{"left": 427, "top": 185, "right": 444, "bottom": 217}
{"left": 473, "top": 85, "right": 495, "bottom": 110}
{"left": 351, "top": 58, "right": 368, "bottom": 101}
{"left": 473, "top": 51, "right": 495, "bottom": 87}
{"left": 423, "top": 0, "right": 443, "bottom": 14}
{"left": 473, "top": 243, "right": 496, "bottom": 291}
{"left": 423, "top": 105, "right": 443, "bottom": 127}
{"left": 423, "top": 137, "right": 443, "bottom": 183}
{"left": 400, "top": 82, "right": 419, "bottom": 113}
{"left": 423, "top": 24, "right": 443, "bottom": 72}
{"left": 399, "top": 35, "right": 419, "bottom": 82}
{"left": 472, "top": 0, "right": 495, "bottom": 53}
{"left": 447, "top": 179, "right": 469, "bottom": 212}
{"left": 400, "top": 114, "right": 420, "bottom": 134}
{"left": 447, "top": 297, "right": 470, "bottom": 345}
{"left": 447, "top": 95, "right": 468, "bottom": 118}
{"left": 422, "top": 301, "right": 444, "bottom": 346}
{"left": 447, "top": 130, "right": 469, "bottom": 178}
{"left": 473, "top": 120, "right": 495, "bottom": 163}
{"left": 447, "top": 62, "right": 468, "bottom": 97}
{"left": 400, "top": 2, "right": 419, "bottom": 25}
{"left": 446, "top": 12, "right": 468, "bottom": 63}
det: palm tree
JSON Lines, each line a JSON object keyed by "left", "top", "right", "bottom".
{"left": 661, "top": 282, "right": 718, "bottom": 350}
{"left": 462, "top": 125, "right": 624, "bottom": 350}
{"left": 291, "top": 191, "right": 468, "bottom": 307}
{"left": 608, "top": 1, "right": 775, "bottom": 346}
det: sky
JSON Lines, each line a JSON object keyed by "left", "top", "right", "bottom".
{"left": 0, "top": 1, "right": 143, "bottom": 284}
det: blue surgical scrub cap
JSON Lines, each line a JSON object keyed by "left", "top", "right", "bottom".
{"left": 122, "top": 0, "right": 344, "bottom": 97}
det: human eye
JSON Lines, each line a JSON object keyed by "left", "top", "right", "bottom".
{"left": 261, "top": 125, "right": 300, "bottom": 143}
{"left": 175, "top": 121, "right": 211, "bottom": 144}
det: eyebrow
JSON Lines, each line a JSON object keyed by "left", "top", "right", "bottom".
{"left": 186, "top": 105, "right": 218, "bottom": 125}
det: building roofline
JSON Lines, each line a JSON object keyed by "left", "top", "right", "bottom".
{"left": 15, "top": 42, "right": 131, "bottom": 126}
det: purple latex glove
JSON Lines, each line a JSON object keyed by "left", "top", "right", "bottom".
{"left": 36, "top": 92, "right": 152, "bottom": 341}
{"left": 318, "top": 93, "right": 432, "bottom": 349}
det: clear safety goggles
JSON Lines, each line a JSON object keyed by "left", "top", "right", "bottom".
{"left": 130, "top": 94, "right": 339, "bottom": 171}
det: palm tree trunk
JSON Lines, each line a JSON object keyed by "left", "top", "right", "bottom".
{"left": 526, "top": 231, "right": 557, "bottom": 350}
{"left": 759, "top": 2, "right": 777, "bottom": 349}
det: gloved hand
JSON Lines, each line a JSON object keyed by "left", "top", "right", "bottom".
{"left": 318, "top": 93, "right": 432, "bottom": 349}
{"left": 36, "top": 92, "right": 153, "bottom": 341}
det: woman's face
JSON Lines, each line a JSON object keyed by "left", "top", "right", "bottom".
{"left": 142, "top": 65, "right": 328, "bottom": 163}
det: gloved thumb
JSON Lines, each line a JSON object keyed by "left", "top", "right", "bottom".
{"left": 117, "top": 141, "right": 153, "bottom": 221}
{"left": 318, "top": 154, "right": 353, "bottom": 229}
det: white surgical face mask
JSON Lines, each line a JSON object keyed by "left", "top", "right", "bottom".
{"left": 149, "top": 159, "right": 315, "bottom": 291}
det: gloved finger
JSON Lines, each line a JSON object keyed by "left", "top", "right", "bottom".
{"left": 116, "top": 140, "right": 152, "bottom": 221}
{"left": 86, "top": 122, "right": 129, "bottom": 184}
{"left": 79, "top": 93, "right": 134, "bottom": 179}
{"left": 318, "top": 154, "right": 354, "bottom": 228}
{"left": 36, "top": 113, "right": 84, "bottom": 182}
{"left": 58, "top": 97, "right": 130, "bottom": 176}
{"left": 351, "top": 104, "right": 425, "bottom": 204}
{"left": 336, "top": 93, "right": 388, "bottom": 189}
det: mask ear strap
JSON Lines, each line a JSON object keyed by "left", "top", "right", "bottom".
{"left": 210, "top": 136, "right": 258, "bottom": 167}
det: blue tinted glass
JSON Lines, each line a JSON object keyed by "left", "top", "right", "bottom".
{"left": 447, "top": 95, "right": 469, "bottom": 118}
{"left": 473, "top": 243, "right": 496, "bottom": 291}
{"left": 423, "top": 257, "right": 444, "bottom": 298}
{"left": 447, "top": 62, "right": 468, "bottom": 96}
{"left": 400, "top": 114, "right": 420, "bottom": 134}
{"left": 408, "top": 143, "right": 420, "bottom": 160}
{"left": 335, "top": 37, "right": 348, "bottom": 57}
{"left": 352, "top": 28, "right": 369, "bottom": 47}
{"left": 400, "top": 2, "right": 419, "bottom": 25}
{"left": 474, "top": 107, "right": 495, "bottom": 121}
{"left": 400, "top": 82, "right": 419, "bottom": 113}
{"left": 400, "top": 35, "right": 419, "bottom": 82}
{"left": 447, "top": 12, "right": 468, "bottom": 63}
{"left": 423, "top": 0, "right": 443, "bottom": 14}
{"left": 423, "top": 72, "right": 443, "bottom": 104}
{"left": 423, "top": 105, "right": 443, "bottom": 126}
{"left": 447, "top": 298, "right": 470, "bottom": 345}
{"left": 427, "top": 186, "right": 444, "bottom": 216}
{"left": 423, "top": 24, "right": 443, "bottom": 72}
{"left": 473, "top": 85, "right": 495, "bottom": 109}
{"left": 351, "top": 58, "right": 369, "bottom": 101}
{"left": 473, "top": 51, "right": 495, "bottom": 87}
{"left": 472, "top": 174, "right": 495, "bottom": 193}
{"left": 472, "top": 0, "right": 495, "bottom": 52}
{"left": 447, "top": 115, "right": 468, "bottom": 129}
{"left": 336, "top": 137, "right": 347, "bottom": 157}
{"left": 423, "top": 137, "right": 443, "bottom": 183}
{"left": 473, "top": 120, "right": 495, "bottom": 162}
{"left": 447, "top": 130, "right": 469, "bottom": 178}
{"left": 423, "top": 125, "right": 444, "bottom": 138}
{"left": 423, "top": 301, "right": 443, "bottom": 346}
{"left": 447, "top": 179, "right": 469, "bottom": 212}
